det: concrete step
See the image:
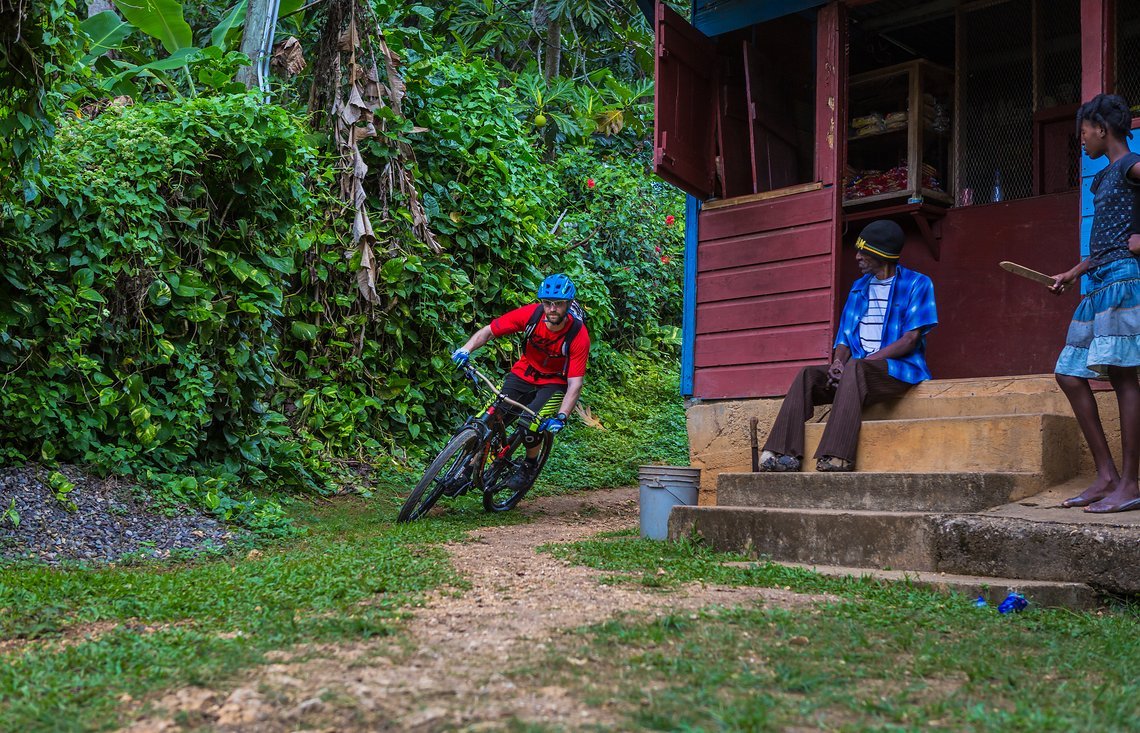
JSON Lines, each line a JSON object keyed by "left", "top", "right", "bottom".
{"left": 723, "top": 561, "right": 1101, "bottom": 610}
{"left": 670, "top": 505, "right": 938, "bottom": 571}
{"left": 861, "top": 374, "right": 1070, "bottom": 420}
{"left": 716, "top": 471, "right": 1044, "bottom": 512}
{"left": 803, "top": 412, "right": 1078, "bottom": 481}
{"left": 930, "top": 513, "right": 1140, "bottom": 596}
{"left": 670, "top": 501, "right": 1140, "bottom": 596}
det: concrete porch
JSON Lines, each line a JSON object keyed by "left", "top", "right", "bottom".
{"left": 675, "top": 375, "right": 1140, "bottom": 607}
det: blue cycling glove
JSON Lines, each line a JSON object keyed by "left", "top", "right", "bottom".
{"left": 451, "top": 348, "right": 470, "bottom": 367}
{"left": 540, "top": 413, "right": 568, "bottom": 434}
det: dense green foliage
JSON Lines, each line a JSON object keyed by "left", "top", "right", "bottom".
{"left": 540, "top": 357, "right": 688, "bottom": 492}
{"left": 1, "top": 96, "right": 325, "bottom": 527}
{"left": 0, "top": 0, "right": 686, "bottom": 526}
{"left": 0, "top": 0, "right": 85, "bottom": 192}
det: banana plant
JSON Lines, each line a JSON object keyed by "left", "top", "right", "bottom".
{"left": 79, "top": 1, "right": 197, "bottom": 96}
{"left": 78, "top": 0, "right": 303, "bottom": 99}
{"left": 113, "top": 0, "right": 193, "bottom": 54}
{"left": 79, "top": 11, "right": 134, "bottom": 63}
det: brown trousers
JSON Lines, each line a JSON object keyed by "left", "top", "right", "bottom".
{"left": 762, "top": 359, "right": 913, "bottom": 463}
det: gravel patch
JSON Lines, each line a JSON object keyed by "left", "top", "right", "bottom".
{"left": 0, "top": 465, "right": 237, "bottom": 565}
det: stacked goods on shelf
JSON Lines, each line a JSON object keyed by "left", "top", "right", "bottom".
{"left": 850, "top": 97, "right": 943, "bottom": 138}
{"left": 851, "top": 113, "right": 886, "bottom": 137}
{"left": 844, "top": 163, "right": 943, "bottom": 201}
{"left": 883, "top": 111, "right": 908, "bottom": 130}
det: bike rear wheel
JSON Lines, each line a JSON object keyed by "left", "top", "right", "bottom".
{"left": 482, "top": 430, "right": 552, "bottom": 513}
{"left": 398, "top": 427, "right": 480, "bottom": 522}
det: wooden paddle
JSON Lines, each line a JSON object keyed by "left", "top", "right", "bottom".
{"left": 999, "top": 261, "right": 1057, "bottom": 287}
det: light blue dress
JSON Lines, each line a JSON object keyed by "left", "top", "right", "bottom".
{"left": 1055, "top": 152, "right": 1140, "bottom": 378}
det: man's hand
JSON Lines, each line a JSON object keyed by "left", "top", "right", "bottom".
{"left": 451, "top": 348, "right": 471, "bottom": 367}
{"left": 827, "top": 358, "right": 845, "bottom": 386}
{"left": 540, "top": 413, "right": 567, "bottom": 434}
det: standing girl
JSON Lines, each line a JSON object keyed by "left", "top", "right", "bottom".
{"left": 1051, "top": 93, "right": 1140, "bottom": 513}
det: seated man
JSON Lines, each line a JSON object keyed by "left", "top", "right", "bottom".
{"left": 759, "top": 219, "right": 938, "bottom": 472}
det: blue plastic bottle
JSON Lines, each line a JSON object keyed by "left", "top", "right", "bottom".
{"left": 998, "top": 592, "right": 1027, "bottom": 614}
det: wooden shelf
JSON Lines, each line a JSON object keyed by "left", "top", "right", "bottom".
{"left": 844, "top": 188, "right": 952, "bottom": 208}
{"left": 843, "top": 201, "right": 949, "bottom": 261}
{"left": 845, "top": 59, "right": 954, "bottom": 219}
{"left": 849, "top": 121, "right": 948, "bottom": 142}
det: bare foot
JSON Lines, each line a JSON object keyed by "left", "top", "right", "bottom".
{"left": 1061, "top": 475, "right": 1118, "bottom": 508}
{"left": 1085, "top": 478, "right": 1140, "bottom": 513}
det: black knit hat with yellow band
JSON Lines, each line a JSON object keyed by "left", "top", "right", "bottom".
{"left": 855, "top": 219, "right": 904, "bottom": 261}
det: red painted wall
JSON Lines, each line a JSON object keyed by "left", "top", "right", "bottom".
{"left": 693, "top": 192, "right": 1080, "bottom": 401}
{"left": 693, "top": 188, "right": 836, "bottom": 398}
{"left": 835, "top": 192, "right": 1081, "bottom": 380}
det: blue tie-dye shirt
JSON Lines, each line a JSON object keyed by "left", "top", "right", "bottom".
{"left": 833, "top": 265, "right": 938, "bottom": 384}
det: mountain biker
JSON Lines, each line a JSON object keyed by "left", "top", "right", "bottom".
{"left": 451, "top": 273, "right": 590, "bottom": 491}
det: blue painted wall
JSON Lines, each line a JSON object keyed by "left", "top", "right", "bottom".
{"left": 1079, "top": 129, "right": 1140, "bottom": 293}
{"left": 693, "top": 0, "right": 827, "bottom": 36}
{"left": 680, "top": 194, "right": 700, "bottom": 396}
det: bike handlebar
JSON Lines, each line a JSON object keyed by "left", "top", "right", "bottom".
{"left": 462, "top": 364, "right": 540, "bottom": 421}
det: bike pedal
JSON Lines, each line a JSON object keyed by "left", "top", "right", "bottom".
{"left": 442, "top": 482, "right": 468, "bottom": 498}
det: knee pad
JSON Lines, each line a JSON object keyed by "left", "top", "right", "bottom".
{"left": 522, "top": 429, "right": 543, "bottom": 448}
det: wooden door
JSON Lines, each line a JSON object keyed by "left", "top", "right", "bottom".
{"left": 744, "top": 40, "right": 801, "bottom": 193}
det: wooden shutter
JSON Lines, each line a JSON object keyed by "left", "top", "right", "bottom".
{"left": 653, "top": 1, "right": 718, "bottom": 200}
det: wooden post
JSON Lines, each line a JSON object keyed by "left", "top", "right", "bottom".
{"left": 814, "top": 2, "right": 844, "bottom": 187}
{"left": 1081, "top": 0, "right": 1114, "bottom": 99}
{"left": 749, "top": 417, "right": 760, "bottom": 472}
{"left": 818, "top": 1, "right": 847, "bottom": 354}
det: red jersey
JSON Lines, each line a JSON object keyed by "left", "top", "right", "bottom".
{"left": 490, "top": 304, "right": 590, "bottom": 385}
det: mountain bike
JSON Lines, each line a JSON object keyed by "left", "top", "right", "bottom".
{"left": 396, "top": 364, "right": 554, "bottom": 522}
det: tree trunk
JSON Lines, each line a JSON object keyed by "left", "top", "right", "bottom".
{"left": 237, "top": 0, "right": 274, "bottom": 90}
{"left": 543, "top": 18, "right": 561, "bottom": 82}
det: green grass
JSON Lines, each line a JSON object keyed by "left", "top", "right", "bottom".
{"left": 0, "top": 354, "right": 686, "bottom": 731}
{"left": 0, "top": 490, "right": 518, "bottom": 732}
{"left": 537, "top": 356, "right": 688, "bottom": 494}
{"left": 532, "top": 535, "right": 1140, "bottom": 731}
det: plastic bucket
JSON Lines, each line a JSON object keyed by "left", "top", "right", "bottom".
{"left": 638, "top": 465, "right": 700, "bottom": 540}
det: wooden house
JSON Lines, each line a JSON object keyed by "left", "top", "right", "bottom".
{"left": 648, "top": 0, "right": 1140, "bottom": 494}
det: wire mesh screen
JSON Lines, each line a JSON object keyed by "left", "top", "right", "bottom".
{"left": 957, "top": 0, "right": 1082, "bottom": 204}
{"left": 958, "top": 0, "right": 1034, "bottom": 204}
{"left": 1037, "top": 0, "right": 1083, "bottom": 192}
{"left": 1118, "top": 1, "right": 1140, "bottom": 115}
{"left": 1037, "top": 1, "right": 1082, "bottom": 109}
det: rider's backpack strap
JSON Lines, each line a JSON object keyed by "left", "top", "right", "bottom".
{"left": 522, "top": 303, "right": 582, "bottom": 377}
{"left": 522, "top": 303, "right": 545, "bottom": 344}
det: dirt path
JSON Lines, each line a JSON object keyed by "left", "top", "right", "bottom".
{"left": 123, "top": 488, "right": 824, "bottom": 732}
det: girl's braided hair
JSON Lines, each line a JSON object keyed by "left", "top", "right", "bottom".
{"left": 1076, "top": 93, "right": 1134, "bottom": 140}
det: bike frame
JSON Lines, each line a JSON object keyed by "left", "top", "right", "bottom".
{"left": 460, "top": 365, "right": 540, "bottom": 494}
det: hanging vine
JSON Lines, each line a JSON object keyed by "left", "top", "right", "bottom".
{"left": 308, "top": 0, "right": 438, "bottom": 306}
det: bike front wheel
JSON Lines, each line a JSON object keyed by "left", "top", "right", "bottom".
{"left": 398, "top": 427, "right": 481, "bottom": 522}
{"left": 482, "top": 430, "right": 553, "bottom": 513}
